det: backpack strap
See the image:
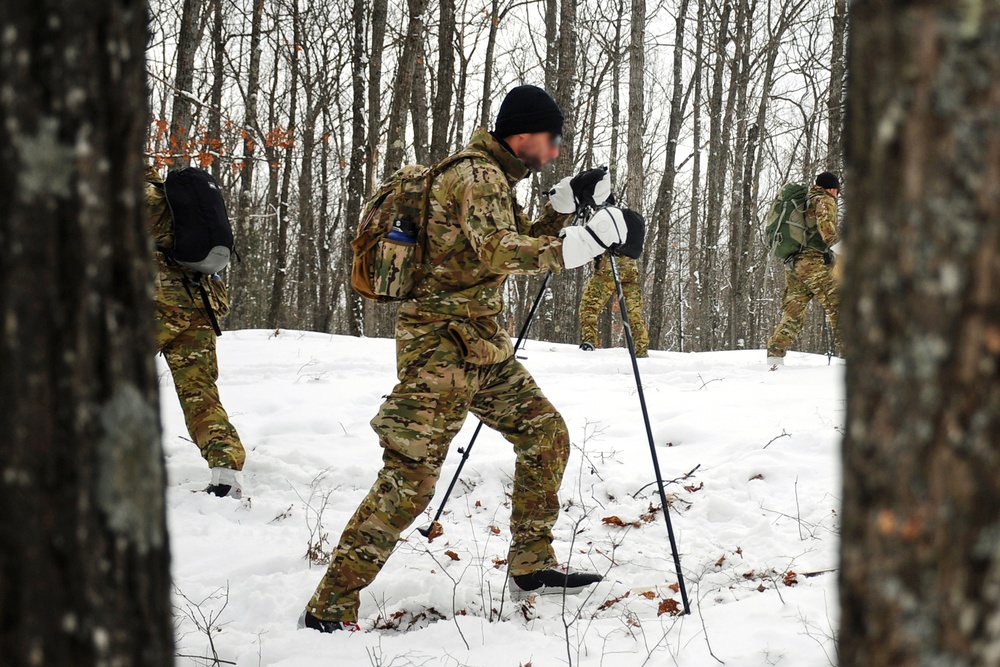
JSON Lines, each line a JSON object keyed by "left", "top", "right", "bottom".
{"left": 412, "top": 149, "right": 491, "bottom": 277}
{"left": 181, "top": 274, "right": 223, "bottom": 337}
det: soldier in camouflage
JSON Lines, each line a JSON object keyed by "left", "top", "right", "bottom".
{"left": 766, "top": 171, "right": 842, "bottom": 366}
{"left": 145, "top": 166, "right": 246, "bottom": 498}
{"left": 579, "top": 253, "right": 650, "bottom": 357}
{"left": 302, "top": 85, "right": 631, "bottom": 633}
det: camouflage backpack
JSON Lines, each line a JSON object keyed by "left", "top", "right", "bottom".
{"left": 350, "top": 150, "right": 485, "bottom": 302}
{"left": 765, "top": 183, "right": 830, "bottom": 260}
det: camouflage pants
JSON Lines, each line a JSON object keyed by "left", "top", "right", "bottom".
{"left": 307, "top": 330, "right": 570, "bottom": 622}
{"left": 766, "top": 253, "right": 842, "bottom": 358}
{"left": 579, "top": 257, "right": 650, "bottom": 357}
{"left": 156, "top": 301, "right": 245, "bottom": 471}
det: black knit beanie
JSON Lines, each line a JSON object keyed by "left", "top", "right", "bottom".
{"left": 493, "top": 85, "right": 564, "bottom": 138}
{"left": 816, "top": 171, "right": 841, "bottom": 191}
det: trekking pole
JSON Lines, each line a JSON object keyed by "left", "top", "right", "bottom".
{"left": 418, "top": 208, "right": 587, "bottom": 540}
{"left": 608, "top": 253, "right": 691, "bottom": 615}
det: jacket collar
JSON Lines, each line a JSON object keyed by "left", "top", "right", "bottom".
{"left": 467, "top": 128, "right": 530, "bottom": 187}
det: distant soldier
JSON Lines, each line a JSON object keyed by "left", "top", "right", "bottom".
{"left": 145, "top": 166, "right": 246, "bottom": 498}
{"left": 766, "top": 171, "right": 842, "bottom": 366}
{"left": 301, "top": 85, "right": 635, "bottom": 633}
{"left": 578, "top": 252, "right": 650, "bottom": 357}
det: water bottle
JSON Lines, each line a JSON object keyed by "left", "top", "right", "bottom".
{"left": 386, "top": 218, "right": 417, "bottom": 244}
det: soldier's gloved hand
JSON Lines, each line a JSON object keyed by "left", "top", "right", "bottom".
{"left": 570, "top": 166, "right": 612, "bottom": 209}
{"left": 560, "top": 206, "right": 628, "bottom": 269}
{"left": 547, "top": 176, "right": 577, "bottom": 214}
{"left": 546, "top": 166, "right": 612, "bottom": 213}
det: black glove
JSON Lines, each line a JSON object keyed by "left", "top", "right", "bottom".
{"left": 610, "top": 208, "right": 646, "bottom": 259}
{"left": 569, "top": 166, "right": 612, "bottom": 209}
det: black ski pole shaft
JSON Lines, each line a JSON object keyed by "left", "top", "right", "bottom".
{"left": 418, "top": 270, "right": 553, "bottom": 538}
{"left": 608, "top": 254, "right": 691, "bottom": 615}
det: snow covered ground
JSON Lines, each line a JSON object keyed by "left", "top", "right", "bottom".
{"left": 161, "top": 331, "right": 844, "bottom": 667}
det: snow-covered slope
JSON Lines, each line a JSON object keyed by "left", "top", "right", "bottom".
{"left": 162, "top": 331, "right": 843, "bottom": 666}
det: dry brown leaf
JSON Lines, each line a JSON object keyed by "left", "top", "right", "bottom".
{"left": 657, "top": 598, "right": 682, "bottom": 616}
{"left": 444, "top": 550, "right": 460, "bottom": 561}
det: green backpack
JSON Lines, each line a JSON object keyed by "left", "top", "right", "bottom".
{"left": 350, "top": 150, "right": 484, "bottom": 302}
{"left": 764, "top": 183, "right": 821, "bottom": 260}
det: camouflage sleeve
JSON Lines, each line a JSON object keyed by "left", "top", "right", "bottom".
{"left": 524, "top": 201, "right": 574, "bottom": 238}
{"left": 145, "top": 181, "right": 172, "bottom": 249}
{"left": 811, "top": 195, "right": 840, "bottom": 247}
{"left": 457, "top": 165, "right": 566, "bottom": 274}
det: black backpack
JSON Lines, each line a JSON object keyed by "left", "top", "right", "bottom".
{"left": 161, "top": 168, "right": 234, "bottom": 274}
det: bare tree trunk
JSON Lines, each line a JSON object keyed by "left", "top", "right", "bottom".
{"left": 208, "top": 0, "right": 224, "bottom": 181}
{"left": 230, "top": 0, "right": 265, "bottom": 329}
{"left": 344, "top": 0, "right": 366, "bottom": 337}
{"left": 0, "top": 0, "right": 172, "bottom": 663}
{"left": 699, "top": 0, "right": 731, "bottom": 351}
{"left": 840, "top": 2, "right": 1000, "bottom": 664}
{"left": 383, "top": 0, "right": 430, "bottom": 175}
{"left": 267, "top": 0, "right": 300, "bottom": 328}
{"left": 170, "top": 0, "right": 205, "bottom": 166}
{"left": 826, "top": 0, "right": 847, "bottom": 172}
{"left": 410, "top": 38, "right": 431, "bottom": 165}
{"left": 624, "top": 0, "right": 645, "bottom": 208}
{"left": 684, "top": 0, "right": 705, "bottom": 353}
{"left": 430, "top": 0, "right": 456, "bottom": 161}
{"left": 648, "top": 0, "right": 690, "bottom": 349}
{"left": 480, "top": 0, "right": 501, "bottom": 129}
{"left": 725, "top": 0, "right": 750, "bottom": 350}
{"left": 366, "top": 0, "right": 388, "bottom": 196}
{"left": 608, "top": 0, "right": 624, "bottom": 195}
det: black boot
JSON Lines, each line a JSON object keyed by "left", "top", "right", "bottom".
{"left": 299, "top": 611, "right": 361, "bottom": 633}
{"left": 510, "top": 568, "right": 603, "bottom": 597}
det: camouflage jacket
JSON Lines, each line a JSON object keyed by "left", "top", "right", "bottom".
{"left": 145, "top": 166, "right": 208, "bottom": 307}
{"left": 397, "top": 129, "right": 573, "bottom": 364}
{"left": 802, "top": 185, "right": 840, "bottom": 260}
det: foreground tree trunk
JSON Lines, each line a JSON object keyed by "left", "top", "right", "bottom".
{"left": 840, "top": 2, "right": 1000, "bottom": 665}
{"left": 0, "top": 0, "right": 172, "bottom": 664}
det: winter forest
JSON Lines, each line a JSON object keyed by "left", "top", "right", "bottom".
{"left": 4, "top": 0, "right": 1000, "bottom": 665}
{"left": 146, "top": 0, "right": 846, "bottom": 351}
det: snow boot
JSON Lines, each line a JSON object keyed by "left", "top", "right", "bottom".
{"left": 579, "top": 342, "right": 596, "bottom": 351}
{"left": 509, "top": 567, "right": 603, "bottom": 599}
{"left": 205, "top": 467, "right": 244, "bottom": 499}
{"left": 298, "top": 611, "right": 361, "bottom": 634}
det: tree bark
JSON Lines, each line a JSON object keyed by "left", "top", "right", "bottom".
{"left": 170, "top": 0, "right": 205, "bottom": 166}
{"left": 648, "top": 0, "right": 690, "bottom": 349}
{"left": 840, "top": 2, "right": 1000, "bottom": 665}
{"left": 0, "top": 0, "right": 172, "bottom": 663}
{"left": 230, "top": 0, "right": 265, "bottom": 329}
{"left": 826, "top": 0, "right": 847, "bottom": 173}
{"left": 267, "top": 0, "right": 300, "bottom": 328}
{"left": 343, "top": 0, "right": 366, "bottom": 337}
{"left": 208, "top": 0, "right": 224, "bottom": 181}
{"left": 624, "top": 0, "right": 645, "bottom": 209}
{"left": 430, "top": 0, "right": 456, "bottom": 160}
{"left": 383, "top": 0, "right": 430, "bottom": 175}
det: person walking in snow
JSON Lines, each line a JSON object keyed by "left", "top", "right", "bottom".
{"left": 578, "top": 251, "right": 650, "bottom": 357}
{"left": 145, "top": 166, "right": 246, "bottom": 498}
{"left": 766, "top": 171, "right": 842, "bottom": 366}
{"left": 301, "top": 85, "right": 635, "bottom": 633}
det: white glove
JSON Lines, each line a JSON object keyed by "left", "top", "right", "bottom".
{"left": 560, "top": 207, "right": 628, "bottom": 269}
{"left": 548, "top": 176, "right": 576, "bottom": 214}
{"left": 546, "top": 167, "right": 613, "bottom": 214}
{"left": 829, "top": 242, "right": 843, "bottom": 256}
